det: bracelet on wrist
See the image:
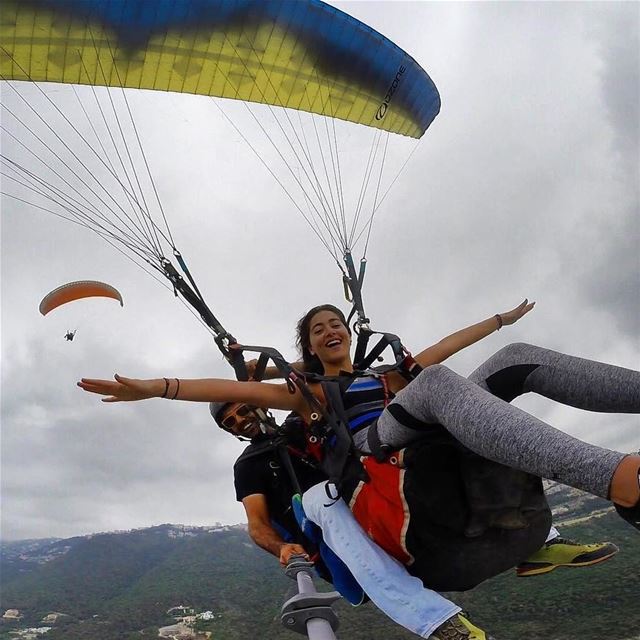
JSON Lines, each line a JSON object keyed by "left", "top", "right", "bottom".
{"left": 170, "top": 378, "right": 181, "bottom": 400}
{"left": 494, "top": 314, "right": 503, "bottom": 330}
{"left": 160, "top": 377, "right": 170, "bottom": 398}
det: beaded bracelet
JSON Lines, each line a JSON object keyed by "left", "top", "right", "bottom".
{"left": 171, "top": 378, "right": 181, "bottom": 400}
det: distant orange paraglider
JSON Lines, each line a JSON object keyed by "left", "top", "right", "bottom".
{"left": 39, "top": 281, "right": 123, "bottom": 316}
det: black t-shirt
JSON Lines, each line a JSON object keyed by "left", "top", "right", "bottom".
{"left": 234, "top": 440, "right": 327, "bottom": 543}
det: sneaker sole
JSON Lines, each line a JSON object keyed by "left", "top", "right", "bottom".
{"left": 516, "top": 547, "right": 619, "bottom": 577}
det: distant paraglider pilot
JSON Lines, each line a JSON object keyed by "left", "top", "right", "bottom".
{"left": 38, "top": 280, "right": 124, "bottom": 343}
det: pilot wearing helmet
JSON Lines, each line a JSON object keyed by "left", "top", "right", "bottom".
{"left": 210, "top": 401, "right": 327, "bottom": 567}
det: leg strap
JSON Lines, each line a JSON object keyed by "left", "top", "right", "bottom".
{"left": 386, "top": 403, "right": 431, "bottom": 430}
{"left": 367, "top": 422, "right": 392, "bottom": 462}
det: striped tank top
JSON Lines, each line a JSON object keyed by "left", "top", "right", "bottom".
{"left": 338, "top": 371, "right": 393, "bottom": 435}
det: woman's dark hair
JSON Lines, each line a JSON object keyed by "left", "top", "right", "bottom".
{"left": 296, "top": 304, "right": 350, "bottom": 374}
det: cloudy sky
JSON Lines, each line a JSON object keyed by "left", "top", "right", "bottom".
{"left": 1, "top": 1, "right": 638, "bottom": 542}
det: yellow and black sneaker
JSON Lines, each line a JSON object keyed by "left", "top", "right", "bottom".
{"left": 516, "top": 537, "right": 619, "bottom": 577}
{"left": 430, "top": 613, "right": 494, "bottom": 639}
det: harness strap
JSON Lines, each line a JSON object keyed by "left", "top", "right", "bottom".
{"left": 159, "top": 257, "right": 247, "bottom": 377}
{"left": 355, "top": 332, "right": 423, "bottom": 385}
{"left": 379, "top": 369, "right": 392, "bottom": 404}
{"left": 277, "top": 442, "right": 303, "bottom": 496}
{"left": 398, "top": 354, "right": 423, "bottom": 381}
{"left": 386, "top": 403, "right": 428, "bottom": 430}
{"left": 353, "top": 326, "right": 373, "bottom": 368}
{"left": 238, "top": 441, "right": 272, "bottom": 461}
{"left": 252, "top": 352, "right": 271, "bottom": 382}
{"left": 320, "top": 381, "right": 368, "bottom": 496}
{"left": 357, "top": 333, "right": 394, "bottom": 369}
{"left": 366, "top": 423, "right": 392, "bottom": 463}
{"left": 236, "top": 435, "right": 316, "bottom": 466}
{"left": 160, "top": 258, "right": 231, "bottom": 340}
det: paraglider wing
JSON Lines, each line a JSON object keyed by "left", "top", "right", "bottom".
{"left": 39, "top": 280, "right": 123, "bottom": 316}
{"left": 3, "top": 0, "right": 442, "bottom": 353}
{"left": 0, "top": 0, "right": 440, "bottom": 138}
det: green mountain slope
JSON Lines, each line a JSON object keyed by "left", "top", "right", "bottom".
{"left": 2, "top": 491, "right": 639, "bottom": 640}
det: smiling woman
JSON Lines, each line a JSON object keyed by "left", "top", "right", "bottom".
{"left": 296, "top": 304, "right": 353, "bottom": 375}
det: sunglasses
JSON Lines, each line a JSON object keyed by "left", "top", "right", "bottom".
{"left": 222, "top": 404, "right": 256, "bottom": 429}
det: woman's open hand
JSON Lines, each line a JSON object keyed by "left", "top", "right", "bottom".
{"left": 77, "top": 374, "right": 163, "bottom": 402}
{"left": 500, "top": 299, "right": 535, "bottom": 326}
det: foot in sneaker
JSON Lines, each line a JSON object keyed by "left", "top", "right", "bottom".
{"left": 430, "top": 613, "right": 494, "bottom": 639}
{"left": 516, "top": 537, "right": 619, "bottom": 577}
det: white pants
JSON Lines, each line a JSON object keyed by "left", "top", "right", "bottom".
{"left": 302, "top": 481, "right": 460, "bottom": 638}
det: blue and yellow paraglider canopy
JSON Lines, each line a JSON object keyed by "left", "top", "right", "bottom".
{"left": 2, "top": 0, "right": 440, "bottom": 373}
{"left": 1, "top": 0, "right": 439, "bottom": 138}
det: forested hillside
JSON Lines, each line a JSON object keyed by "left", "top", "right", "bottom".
{"left": 2, "top": 490, "right": 639, "bottom": 640}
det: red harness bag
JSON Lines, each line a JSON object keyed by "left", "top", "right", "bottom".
{"left": 348, "top": 451, "right": 413, "bottom": 566}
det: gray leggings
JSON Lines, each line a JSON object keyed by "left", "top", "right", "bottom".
{"left": 357, "top": 343, "right": 640, "bottom": 499}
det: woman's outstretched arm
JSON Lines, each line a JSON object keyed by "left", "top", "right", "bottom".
{"left": 77, "top": 374, "right": 305, "bottom": 413}
{"left": 413, "top": 299, "right": 535, "bottom": 368}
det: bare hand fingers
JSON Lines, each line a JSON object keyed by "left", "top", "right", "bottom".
{"left": 501, "top": 299, "right": 535, "bottom": 325}
{"left": 513, "top": 298, "right": 528, "bottom": 313}
{"left": 515, "top": 300, "right": 535, "bottom": 318}
{"left": 77, "top": 379, "right": 119, "bottom": 395}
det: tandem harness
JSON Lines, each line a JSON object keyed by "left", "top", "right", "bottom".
{"left": 160, "top": 246, "right": 417, "bottom": 492}
{"left": 230, "top": 336, "right": 422, "bottom": 498}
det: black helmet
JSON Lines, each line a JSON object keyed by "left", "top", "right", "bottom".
{"left": 209, "top": 401, "right": 232, "bottom": 429}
